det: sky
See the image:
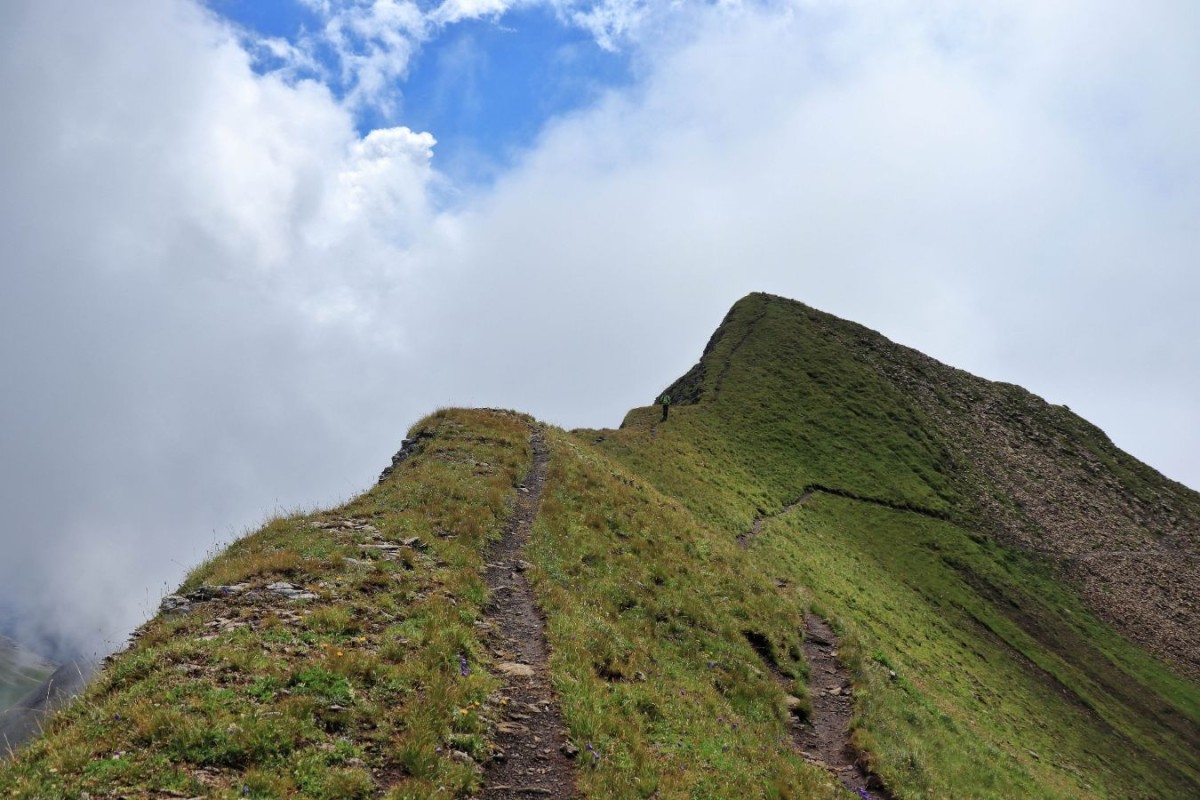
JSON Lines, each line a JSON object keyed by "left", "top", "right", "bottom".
{"left": 1, "top": 0, "right": 1198, "bottom": 661}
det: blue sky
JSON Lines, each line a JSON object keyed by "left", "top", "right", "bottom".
{"left": 2, "top": 0, "right": 1199, "bottom": 659}
{"left": 212, "top": 0, "right": 633, "bottom": 184}
{"left": 397, "top": 9, "right": 632, "bottom": 182}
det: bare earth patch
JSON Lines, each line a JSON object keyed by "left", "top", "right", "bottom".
{"left": 479, "top": 427, "right": 577, "bottom": 800}
{"left": 796, "top": 614, "right": 891, "bottom": 799}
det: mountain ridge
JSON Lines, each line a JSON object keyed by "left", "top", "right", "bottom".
{"left": 0, "top": 293, "right": 1196, "bottom": 798}
{"left": 655, "top": 292, "right": 1199, "bottom": 676}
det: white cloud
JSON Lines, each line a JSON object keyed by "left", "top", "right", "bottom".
{"left": 1, "top": 0, "right": 1198, "bottom": 662}
{"left": 0, "top": 0, "right": 435, "bottom": 655}
{"left": 270, "top": 0, "right": 667, "bottom": 108}
{"left": 432, "top": 0, "right": 516, "bottom": 26}
{"left": 408, "top": 0, "right": 1200, "bottom": 488}
{"left": 562, "top": 0, "right": 649, "bottom": 50}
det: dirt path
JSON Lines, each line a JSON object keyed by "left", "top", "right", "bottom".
{"left": 737, "top": 490, "right": 814, "bottom": 548}
{"left": 795, "top": 614, "right": 890, "bottom": 798}
{"left": 739, "top": 495, "right": 890, "bottom": 797}
{"left": 479, "top": 427, "right": 577, "bottom": 800}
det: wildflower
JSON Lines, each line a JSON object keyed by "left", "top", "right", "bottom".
{"left": 458, "top": 654, "right": 470, "bottom": 678}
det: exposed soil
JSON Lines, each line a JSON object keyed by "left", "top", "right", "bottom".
{"left": 795, "top": 614, "right": 891, "bottom": 799}
{"left": 478, "top": 427, "right": 577, "bottom": 800}
{"left": 740, "top": 499, "right": 891, "bottom": 797}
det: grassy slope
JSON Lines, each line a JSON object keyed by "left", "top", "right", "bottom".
{"left": 0, "top": 409, "right": 534, "bottom": 797}
{"left": 2, "top": 293, "right": 1197, "bottom": 799}
{"left": 0, "top": 410, "right": 848, "bottom": 799}
{"left": 587, "top": 292, "right": 1200, "bottom": 798}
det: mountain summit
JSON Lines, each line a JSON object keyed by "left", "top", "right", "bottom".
{"left": 2, "top": 293, "right": 1197, "bottom": 798}
{"left": 657, "top": 292, "right": 1200, "bottom": 675}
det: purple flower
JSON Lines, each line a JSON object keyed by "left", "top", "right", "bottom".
{"left": 458, "top": 654, "right": 469, "bottom": 677}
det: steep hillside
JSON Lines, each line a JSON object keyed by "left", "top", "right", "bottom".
{"left": 1, "top": 294, "right": 1197, "bottom": 799}
{"left": 648, "top": 292, "right": 1200, "bottom": 676}
{"left": 0, "top": 637, "right": 54, "bottom": 712}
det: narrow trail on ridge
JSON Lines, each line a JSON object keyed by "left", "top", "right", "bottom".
{"left": 796, "top": 614, "right": 890, "bottom": 799}
{"left": 740, "top": 493, "right": 891, "bottom": 798}
{"left": 738, "top": 490, "right": 814, "bottom": 548}
{"left": 478, "top": 426, "right": 578, "bottom": 800}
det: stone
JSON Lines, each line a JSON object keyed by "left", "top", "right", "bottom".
{"left": 562, "top": 741, "right": 580, "bottom": 758}
{"left": 497, "top": 662, "right": 535, "bottom": 677}
{"left": 159, "top": 595, "right": 191, "bottom": 614}
{"left": 266, "top": 582, "right": 318, "bottom": 601}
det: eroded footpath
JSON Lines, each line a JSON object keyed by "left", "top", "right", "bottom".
{"left": 479, "top": 427, "right": 577, "bottom": 799}
{"left": 796, "top": 614, "right": 890, "bottom": 799}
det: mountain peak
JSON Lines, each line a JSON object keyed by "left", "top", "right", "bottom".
{"left": 2, "top": 296, "right": 1197, "bottom": 798}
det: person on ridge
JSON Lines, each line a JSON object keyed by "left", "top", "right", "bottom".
{"left": 660, "top": 393, "right": 671, "bottom": 421}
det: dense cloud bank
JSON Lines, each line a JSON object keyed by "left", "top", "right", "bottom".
{"left": 1, "top": 0, "right": 1197, "bottom": 657}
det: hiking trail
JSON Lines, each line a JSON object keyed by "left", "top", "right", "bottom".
{"left": 739, "top": 493, "right": 891, "bottom": 797}
{"left": 796, "top": 614, "right": 890, "bottom": 799}
{"left": 478, "top": 427, "right": 577, "bottom": 800}
{"left": 738, "top": 490, "right": 814, "bottom": 548}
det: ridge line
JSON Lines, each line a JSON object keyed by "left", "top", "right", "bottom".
{"left": 479, "top": 426, "right": 578, "bottom": 800}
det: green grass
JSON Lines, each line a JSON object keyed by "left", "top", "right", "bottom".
{"left": 524, "top": 428, "right": 840, "bottom": 799}
{"left": 744, "top": 495, "right": 1200, "bottom": 798}
{"left": 584, "top": 292, "right": 1200, "bottom": 798}
{"left": 3, "top": 293, "right": 1198, "bottom": 799}
{"left": 0, "top": 408, "right": 531, "bottom": 798}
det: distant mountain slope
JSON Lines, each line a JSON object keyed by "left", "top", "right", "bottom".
{"left": 0, "top": 637, "right": 54, "bottom": 712}
{"left": 0, "top": 294, "right": 1196, "bottom": 799}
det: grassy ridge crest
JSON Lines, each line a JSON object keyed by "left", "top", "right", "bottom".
{"left": 2, "top": 293, "right": 1198, "bottom": 798}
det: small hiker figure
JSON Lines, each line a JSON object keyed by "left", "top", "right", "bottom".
{"left": 660, "top": 393, "right": 671, "bottom": 421}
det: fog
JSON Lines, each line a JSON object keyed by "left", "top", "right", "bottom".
{"left": 2, "top": 0, "right": 1197, "bottom": 659}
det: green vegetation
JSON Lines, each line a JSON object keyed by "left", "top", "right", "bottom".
{"left": 525, "top": 428, "right": 836, "bottom": 798}
{"left": 0, "top": 638, "right": 55, "bottom": 711}
{"left": 2, "top": 292, "right": 1197, "bottom": 798}
{"left": 0, "top": 409, "right": 531, "bottom": 798}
